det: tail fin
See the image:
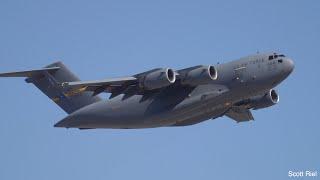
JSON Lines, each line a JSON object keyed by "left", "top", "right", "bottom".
{"left": 0, "top": 62, "right": 101, "bottom": 114}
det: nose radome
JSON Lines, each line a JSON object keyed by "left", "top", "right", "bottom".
{"left": 285, "top": 58, "right": 294, "bottom": 73}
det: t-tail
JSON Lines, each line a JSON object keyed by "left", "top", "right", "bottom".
{"left": 0, "top": 62, "right": 101, "bottom": 114}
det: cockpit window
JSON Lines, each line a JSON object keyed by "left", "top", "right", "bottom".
{"left": 269, "top": 54, "right": 285, "bottom": 60}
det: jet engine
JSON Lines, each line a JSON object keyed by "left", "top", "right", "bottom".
{"left": 181, "top": 65, "right": 218, "bottom": 86}
{"left": 250, "top": 89, "right": 279, "bottom": 110}
{"left": 140, "top": 68, "right": 176, "bottom": 90}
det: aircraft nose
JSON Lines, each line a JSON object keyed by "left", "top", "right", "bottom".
{"left": 284, "top": 58, "right": 294, "bottom": 74}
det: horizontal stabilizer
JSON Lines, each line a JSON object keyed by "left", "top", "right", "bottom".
{"left": 0, "top": 62, "right": 101, "bottom": 114}
{"left": 0, "top": 67, "right": 60, "bottom": 77}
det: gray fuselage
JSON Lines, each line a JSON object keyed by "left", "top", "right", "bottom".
{"left": 55, "top": 52, "right": 294, "bottom": 129}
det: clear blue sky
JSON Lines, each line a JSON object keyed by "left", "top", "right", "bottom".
{"left": 0, "top": 0, "right": 319, "bottom": 179}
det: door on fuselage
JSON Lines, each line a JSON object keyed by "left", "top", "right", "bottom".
{"left": 233, "top": 63, "right": 248, "bottom": 85}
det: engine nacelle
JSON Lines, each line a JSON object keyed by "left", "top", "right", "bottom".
{"left": 181, "top": 65, "right": 218, "bottom": 86}
{"left": 251, "top": 89, "right": 279, "bottom": 110}
{"left": 140, "top": 68, "right": 176, "bottom": 90}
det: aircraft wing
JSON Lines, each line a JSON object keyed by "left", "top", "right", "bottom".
{"left": 62, "top": 76, "right": 139, "bottom": 97}
{"left": 63, "top": 77, "right": 137, "bottom": 87}
{"left": 61, "top": 65, "right": 218, "bottom": 99}
{"left": 225, "top": 106, "right": 254, "bottom": 122}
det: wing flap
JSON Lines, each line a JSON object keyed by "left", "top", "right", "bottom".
{"left": 225, "top": 106, "right": 254, "bottom": 122}
{"left": 62, "top": 76, "right": 139, "bottom": 97}
{"left": 62, "top": 77, "right": 137, "bottom": 87}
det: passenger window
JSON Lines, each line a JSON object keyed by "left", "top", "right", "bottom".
{"left": 268, "top": 56, "right": 273, "bottom": 60}
{"left": 278, "top": 59, "right": 283, "bottom": 63}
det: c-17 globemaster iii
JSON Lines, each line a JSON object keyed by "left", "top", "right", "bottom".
{"left": 0, "top": 52, "right": 294, "bottom": 129}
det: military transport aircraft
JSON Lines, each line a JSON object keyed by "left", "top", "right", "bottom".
{"left": 0, "top": 52, "right": 294, "bottom": 129}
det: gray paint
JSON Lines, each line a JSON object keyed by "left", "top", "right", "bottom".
{"left": 54, "top": 52, "right": 294, "bottom": 129}
{"left": 0, "top": 52, "right": 294, "bottom": 129}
